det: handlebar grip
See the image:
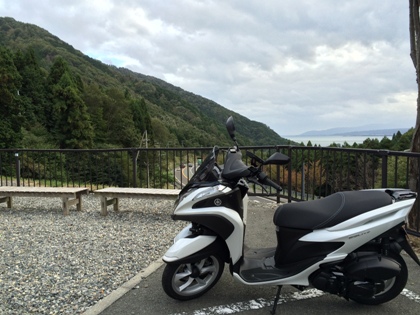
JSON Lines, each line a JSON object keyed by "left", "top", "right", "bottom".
{"left": 258, "top": 172, "right": 282, "bottom": 191}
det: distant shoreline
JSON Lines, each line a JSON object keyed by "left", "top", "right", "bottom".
{"left": 286, "top": 135, "right": 390, "bottom": 146}
{"left": 286, "top": 127, "right": 410, "bottom": 138}
{"left": 284, "top": 134, "right": 397, "bottom": 138}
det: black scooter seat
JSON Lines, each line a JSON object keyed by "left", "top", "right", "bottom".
{"left": 273, "top": 191, "right": 392, "bottom": 230}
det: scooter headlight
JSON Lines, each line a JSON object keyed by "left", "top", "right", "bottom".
{"left": 175, "top": 188, "right": 196, "bottom": 207}
{"left": 193, "top": 186, "right": 220, "bottom": 201}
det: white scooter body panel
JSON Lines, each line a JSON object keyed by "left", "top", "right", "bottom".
{"left": 162, "top": 223, "right": 216, "bottom": 263}
{"left": 164, "top": 185, "right": 246, "bottom": 264}
{"left": 163, "top": 234, "right": 217, "bottom": 263}
{"left": 233, "top": 197, "right": 416, "bottom": 286}
{"left": 326, "top": 199, "right": 413, "bottom": 232}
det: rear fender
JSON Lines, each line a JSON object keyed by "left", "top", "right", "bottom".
{"left": 383, "top": 226, "right": 420, "bottom": 266}
{"left": 395, "top": 228, "right": 420, "bottom": 266}
{"left": 361, "top": 225, "right": 420, "bottom": 266}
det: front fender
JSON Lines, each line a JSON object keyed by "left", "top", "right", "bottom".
{"left": 162, "top": 235, "right": 217, "bottom": 263}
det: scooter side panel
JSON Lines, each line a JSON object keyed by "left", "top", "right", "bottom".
{"left": 232, "top": 199, "right": 415, "bottom": 286}
{"left": 326, "top": 199, "right": 414, "bottom": 231}
{"left": 299, "top": 201, "right": 412, "bottom": 258}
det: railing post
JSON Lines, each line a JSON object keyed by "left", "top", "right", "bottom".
{"left": 378, "top": 150, "right": 389, "bottom": 188}
{"left": 287, "top": 146, "right": 293, "bottom": 203}
{"left": 15, "top": 152, "right": 20, "bottom": 186}
{"left": 132, "top": 149, "right": 138, "bottom": 188}
{"left": 275, "top": 146, "right": 281, "bottom": 203}
{"left": 301, "top": 162, "right": 305, "bottom": 199}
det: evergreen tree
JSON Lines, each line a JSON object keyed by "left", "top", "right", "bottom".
{"left": 103, "top": 88, "right": 139, "bottom": 147}
{"left": 131, "top": 97, "right": 153, "bottom": 135}
{"left": 82, "top": 83, "right": 108, "bottom": 146}
{"left": 46, "top": 57, "right": 94, "bottom": 149}
{"left": 0, "top": 47, "right": 22, "bottom": 148}
{"left": 151, "top": 117, "right": 173, "bottom": 146}
{"left": 13, "top": 48, "right": 48, "bottom": 128}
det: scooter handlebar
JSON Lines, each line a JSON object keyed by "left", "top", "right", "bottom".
{"left": 257, "top": 172, "right": 282, "bottom": 191}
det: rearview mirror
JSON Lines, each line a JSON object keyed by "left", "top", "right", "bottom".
{"left": 263, "top": 152, "right": 290, "bottom": 166}
{"left": 226, "top": 116, "right": 236, "bottom": 141}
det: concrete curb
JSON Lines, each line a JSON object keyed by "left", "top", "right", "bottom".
{"left": 81, "top": 260, "right": 164, "bottom": 315}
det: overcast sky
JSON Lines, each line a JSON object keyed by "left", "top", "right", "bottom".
{"left": 1, "top": 0, "right": 417, "bottom": 136}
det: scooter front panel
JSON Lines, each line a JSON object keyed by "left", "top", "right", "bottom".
{"left": 173, "top": 206, "right": 245, "bottom": 264}
{"left": 163, "top": 235, "right": 217, "bottom": 263}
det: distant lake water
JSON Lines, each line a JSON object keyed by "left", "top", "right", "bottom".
{"left": 285, "top": 135, "right": 390, "bottom": 147}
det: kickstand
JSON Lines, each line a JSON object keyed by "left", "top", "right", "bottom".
{"left": 270, "top": 285, "right": 283, "bottom": 315}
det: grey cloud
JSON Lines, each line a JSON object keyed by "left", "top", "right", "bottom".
{"left": 1, "top": 0, "right": 416, "bottom": 135}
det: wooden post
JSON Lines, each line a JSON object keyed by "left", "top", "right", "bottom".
{"left": 0, "top": 196, "right": 12, "bottom": 208}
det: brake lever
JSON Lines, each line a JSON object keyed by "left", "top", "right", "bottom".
{"left": 247, "top": 176, "right": 269, "bottom": 195}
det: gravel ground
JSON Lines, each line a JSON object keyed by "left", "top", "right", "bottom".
{"left": 2, "top": 194, "right": 417, "bottom": 315}
{"left": 0, "top": 194, "right": 278, "bottom": 315}
{"left": 0, "top": 194, "right": 187, "bottom": 315}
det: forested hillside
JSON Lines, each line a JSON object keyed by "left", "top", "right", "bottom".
{"left": 0, "top": 17, "right": 290, "bottom": 149}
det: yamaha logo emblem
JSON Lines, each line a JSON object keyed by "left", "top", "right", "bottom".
{"left": 214, "top": 198, "right": 222, "bottom": 206}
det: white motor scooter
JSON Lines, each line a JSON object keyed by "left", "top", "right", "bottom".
{"left": 162, "top": 116, "right": 420, "bottom": 314}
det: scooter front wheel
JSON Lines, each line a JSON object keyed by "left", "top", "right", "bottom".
{"left": 162, "top": 255, "right": 224, "bottom": 300}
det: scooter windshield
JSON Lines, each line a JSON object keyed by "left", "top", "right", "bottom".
{"left": 180, "top": 146, "right": 221, "bottom": 194}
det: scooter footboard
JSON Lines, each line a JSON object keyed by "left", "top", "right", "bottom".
{"left": 163, "top": 235, "right": 217, "bottom": 263}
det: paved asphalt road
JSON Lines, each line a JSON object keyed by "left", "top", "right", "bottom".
{"left": 89, "top": 200, "right": 420, "bottom": 315}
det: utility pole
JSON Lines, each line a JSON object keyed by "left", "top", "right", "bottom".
{"left": 143, "top": 130, "right": 150, "bottom": 188}
{"left": 136, "top": 130, "right": 150, "bottom": 187}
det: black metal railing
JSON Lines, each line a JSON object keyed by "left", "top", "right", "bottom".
{"left": 1, "top": 145, "right": 419, "bottom": 234}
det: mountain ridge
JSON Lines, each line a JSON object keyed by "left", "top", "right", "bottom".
{"left": 0, "top": 16, "right": 289, "bottom": 148}
{"left": 294, "top": 127, "right": 410, "bottom": 137}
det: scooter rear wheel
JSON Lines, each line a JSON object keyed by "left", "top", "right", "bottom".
{"left": 162, "top": 255, "right": 224, "bottom": 300}
{"left": 349, "top": 253, "right": 408, "bottom": 305}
